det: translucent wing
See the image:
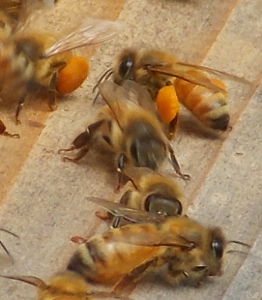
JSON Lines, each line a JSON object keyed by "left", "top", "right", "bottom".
{"left": 176, "top": 61, "right": 250, "bottom": 84}
{"left": 150, "top": 65, "right": 227, "bottom": 94}
{"left": 102, "top": 219, "right": 193, "bottom": 249}
{"left": 43, "top": 18, "right": 121, "bottom": 57}
{"left": 121, "top": 80, "right": 159, "bottom": 117}
{"left": 98, "top": 80, "right": 133, "bottom": 129}
{"left": 86, "top": 196, "right": 165, "bottom": 224}
{"left": 88, "top": 197, "right": 193, "bottom": 248}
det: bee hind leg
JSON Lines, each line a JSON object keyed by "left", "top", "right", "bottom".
{"left": 112, "top": 259, "right": 156, "bottom": 296}
{"left": 58, "top": 119, "right": 106, "bottom": 162}
{"left": 168, "top": 115, "right": 179, "bottom": 140}
{"left": 48, "top": 70, "right": 58, "bottom": 111}
{"left": 62, "top": 146, "right": 89, "bottom": 162}
{"left": 0, "top": 119, "right": 20, "bottom": 138}
{"left": 168, "top": 144, "right": 190, "bottom": 181}
{"left": 15, "top": 94, "right": 27, "bottom": 124}
{"left": 115, "top": 153, "right": 127, "bottom": 192}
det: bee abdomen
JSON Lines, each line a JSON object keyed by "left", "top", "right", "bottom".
{"left": 176, "top": 80, "right": 229, "bottom": 130}
{"left": 67, "top": 241, "right": 106, "bottom": 280}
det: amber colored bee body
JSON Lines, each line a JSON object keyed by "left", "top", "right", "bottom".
{"left": 67, "top": 214, "right": 226, "bottom": 292}
{"left": 101, "top": 48, "right": 232, "bottom": 139}
{"left": 59, "top": 81, "right": 189, "bottom": 189}
{"left": 0, "top": 13, "right": 120, "bottom": 124}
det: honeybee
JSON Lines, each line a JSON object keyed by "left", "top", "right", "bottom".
{"left": 0, "top": 15, "right": 120, "bottom": 123}
{"left": 0, "top": 228, "right": 19, "bottom": 260}
{"left": 67, "top": 199, "right": 227, "bottom": 292}
{"left": 97, "top": 166, "right": 186, "bottom": 228}
{"left": 94, "top": 48, "right": 247, "bottom": 139}
{"left": 59, "top": 80, "right": 190, "bottom": 190}
{"left": 0, "top": 271, "right": 124, "bottom": 299}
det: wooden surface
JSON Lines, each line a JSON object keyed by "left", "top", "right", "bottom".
{"left": 0, "top": 0, "right": 261, "bottom": 299}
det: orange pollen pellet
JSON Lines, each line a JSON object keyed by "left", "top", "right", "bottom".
{"left": 56, "top": 56, "right": 89, "bottom": 94}
{"left": 156, "top": 85, "right": 179, "bottom": 123}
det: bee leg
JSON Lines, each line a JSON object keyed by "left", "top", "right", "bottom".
{"left": 48, "top": 70, "right": 58, "bottom": 111}
{"left": 95, "top": 210, "right": 113, "bottom": 221}
{"left": 62, "top": 146, "right": 89, "bottom": 162}
{"left": 168, "top": 144, "right": 190, "bottom": 181}
{"left": 167, "top": 263, "right": 208, "bottom": 287}
{"left": 113, "top": 259, "right": 156, "bottom": 296}
{"left": 95, "top": 210, "right": 121, "bottom": 229}
{"left": 0, "top": 119, "right": 20, "bottom": 138}
{"left": 110, "top": 216, "right": 121, "bottom": 229}
{"left": 115, "top": 153, "right": 126, "bottom": 192}
{"left": 15, "top": 94, "right": 27, "bottom": 124}
{"left": 70, "top": 235, "right": 87, "bottom": 244}
{"left": 168, "top": 115, "right": 179, "bottom": 140}
{"left": 110, "top": 190, "right": 132, "bottom": 228}
{"left": 59, "top": 119, "right": 106, "bottom": 162}
{"left": 166, "top": 266, "right": 187, "bottom": 286}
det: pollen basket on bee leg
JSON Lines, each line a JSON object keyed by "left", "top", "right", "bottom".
{"left": 156, "top": 85, "right": 179, "bottom": 124}
{"left": 56, "top": 56, "right": 89, "bottom": 94}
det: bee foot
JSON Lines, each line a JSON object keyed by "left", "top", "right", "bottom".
{"left": 181, "top": 173, "right": 191, "bottom": 181}
{"left": 61, "top": 156, "right": 78, "bottom": 163}
{"left": 2, "top": 132, "right": 20, "bottom": 138}
{"left": 95, "top": 210, "right": 111, "bottom": 221}
{"left": 70, "top": 235, "right": 87, "bottom": 244}
{"left": 58, "top": 147, "right": 75, "bottom": 154}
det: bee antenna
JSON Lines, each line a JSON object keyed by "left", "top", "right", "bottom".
{"left": 92, "top": 68, "right": 113, "bottom": 104}
{"left": 0, "top": 240, "right": 13, "bottom": 261}
{"left": 227, "top": 240, "right": 251, "bottom": 248}
{"left": 226, "top": 250, "right": 249, "bottom": 255}
{"left": 0, "top": 228, "right": 19, "bottom": 239}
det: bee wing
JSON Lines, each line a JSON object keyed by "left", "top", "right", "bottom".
{"left": 88, "top": 197, "right": 192, "bottom": 248}
{"left": 0, "top": 274, "right": 47, "bottom": 289}
{"left": 43, "top": 18, "right": 121, "bottom": 58}
{"left": 150, "top": 65, "right": 226, "bottom": 94}
{"left": 176, "top": 61, "right": 250, "bottom": 84}
{"left": 121, "top": 80, "right": 160, "bottom": 117}
{"left": 103, "top": 223, "right": 192, "bottom": 249}
{"left": 87, "top": 196, "right": 165, "bottom": 224}
{"left": 98, "top": 80, "right": 135, "bottom": 128}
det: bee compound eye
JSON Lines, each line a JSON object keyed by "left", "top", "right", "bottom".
{"left": 119, "top": 56, "right": 134, "bottom": 79}
{"left": 211, "top": 239, "right": 224, "bottom": 259}
{"left": 145, "top": 195, "right": 183, "bottom": 216}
